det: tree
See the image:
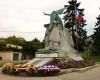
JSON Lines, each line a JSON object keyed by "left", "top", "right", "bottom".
{"left": 0, "top": 38, "right": 6, "bottom": 46}
{"left": 0, "top": 38, "right": 7, "bottom": 50}
{"left": 6, "top": 35, "right": 26, "bottom": 46}
{"left": 64, "top": 0, "right": 87, "bottom": 51}
{"left": 92, "top": 15, "right": 100, "bottom": 55}
{"left": 22, "top": 38, "right": 45, "bottom": 58}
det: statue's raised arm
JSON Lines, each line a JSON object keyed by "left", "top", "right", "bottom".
{"left": 44, "top": 6, "right": 67, "bottom": 32}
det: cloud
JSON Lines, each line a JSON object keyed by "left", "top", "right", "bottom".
{"left": 0, "top": 0, "right": 100, "bottom": 40}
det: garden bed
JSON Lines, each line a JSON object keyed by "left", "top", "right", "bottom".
{"left": 2, "top": 58, "right": 96, "bottom": 76}
{"left": 2, "top": 63, "right": 61, "bottom": 76}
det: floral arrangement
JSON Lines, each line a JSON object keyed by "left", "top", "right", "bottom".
{"left": 2, "top": 63, "right": 37, "bottom": 75}
{"left": 2, "top": 63, "right": 60, "bottom": 76}
{"left": 37, "top": 64, "right": 60, "bottom": 75}
{"left": 2, "top": 58, "right": 95, "bottom": 76}
{"left": 15, "top": 64, "right": 37, "bottom": 74}
{"left": 2, "top": 63, "right": 15, "bottom": 74}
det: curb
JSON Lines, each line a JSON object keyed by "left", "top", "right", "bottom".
{"left": 60, "top": 64, "right": 98, "bottom": 73}
{"left": 73, "top": 64, "right": 98, "bottom": 72}
{"left": 60, "top": 68, "right": 73, "bottom": 74}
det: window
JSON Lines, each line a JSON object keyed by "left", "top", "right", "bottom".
{"left": 13, "top": 53, "right": 19, "bottom": 61}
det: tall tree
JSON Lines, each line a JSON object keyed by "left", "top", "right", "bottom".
{"left": 64, "top": 0, "right": 87, "bottom": 51}
{"left": 92, "top": 15, "right": 100, "bottom": 55}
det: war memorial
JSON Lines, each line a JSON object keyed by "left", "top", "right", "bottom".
{"left": 2, "top": 1, "right": 95, "bottom": 76}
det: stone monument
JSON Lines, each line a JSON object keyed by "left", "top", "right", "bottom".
{"left": 36, "top": 7, "right": 83, "bottom": 61}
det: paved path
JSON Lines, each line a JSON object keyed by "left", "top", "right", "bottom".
{"left": 0, "top": 65, "right": 100, "bottom": 80}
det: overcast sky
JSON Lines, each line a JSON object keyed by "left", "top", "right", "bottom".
{"left": 0, "top": 0, "right": 100, "bottom": 41}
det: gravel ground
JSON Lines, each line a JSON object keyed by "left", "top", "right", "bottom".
{"left": 0, "top": 64, "right": 100, "bottom": 80}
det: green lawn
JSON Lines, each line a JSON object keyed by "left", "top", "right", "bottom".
{"left": 87, "top": 56, "right": 100, "bottom": 62}
{"left": 80, "top": 51, "right": 100, "bottom": 62}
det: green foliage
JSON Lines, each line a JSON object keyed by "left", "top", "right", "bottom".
{"left": 22, "top": 38, "right": 45, "bottom": 58}
{"left": 92, "top": 15, "right": 100, "bottom": 55}
{"left": 88, "top": 56, "right": 100, "bottom": 62}
{"left": 64, "top": 0, "right": 87, "bottom": 52}
{"left": 0, "top": 61, "right": 6, "bottom": 67}
{"left": 0, "top": 39, "right": 7, "bottom": 50}
{"left": 6, "top": 35, "right": 26, "bottom": 46}
{"left": 80, "top": 51, "right": 100, "bottom": 62}
{"left": 0, "top": 39, "right": 6, "bottom": 46}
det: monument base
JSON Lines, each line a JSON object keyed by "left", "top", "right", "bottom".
{"left": 35, "top": 53, "right": 59, "bottom": 58}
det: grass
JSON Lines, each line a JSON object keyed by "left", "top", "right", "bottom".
{"left": 0, "top": 61, "right": 6, "bottom": 67}
{"left": 87, "top": 56, "right": 100, "bottom": 62}
{"left": 80, "top": 51, "right": 100, "bottom": 62}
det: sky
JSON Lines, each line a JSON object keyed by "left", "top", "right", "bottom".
{"left": 0, "top": 0, "right": 100, "bottom": 41}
